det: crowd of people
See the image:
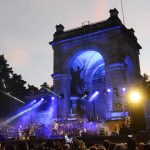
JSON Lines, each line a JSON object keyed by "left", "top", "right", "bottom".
{"left": 0, "top": 136, "right": 150, "bottom": 150}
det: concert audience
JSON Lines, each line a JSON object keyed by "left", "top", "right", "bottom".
{"left": 0, "top": 118, "right": 150, "bottom": 150}
{"left": 0, "top": 136, "right": 150, "bottom": 150}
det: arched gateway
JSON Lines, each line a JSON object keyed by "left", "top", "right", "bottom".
{"left": 49, "top": 9, "right": 141, "bottom": 121}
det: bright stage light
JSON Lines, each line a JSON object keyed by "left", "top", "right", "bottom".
{"left": 107, "top": 88, "right": 111, "bottom": 93}
{"left": 19, "top": 99, "right": 37, "bottom": 111}
{"left": 95, "top": 91, "right": 99, "bottom": 95}
{"left": 27, "top": 99, "right": 37, "bottom": 106}
{"left": 89, "top": 91, "right": 99, "bottom": 102}
{"left": 41, "top": 98, "right": 44, "bottom": 101}
{"left": 129, "top": 91, "right": 141, "bottom": 103}
{"left": 51, "top": 97, "right": 55, "bottom": 100}
{"left": 122, "top": 87, "right": 126, "bottom": 91}
{"left": 33, "top": 99, "right": 37, "bottom": 103}
{"left": 82, "top": 90, "right": 89, "bottom": 99}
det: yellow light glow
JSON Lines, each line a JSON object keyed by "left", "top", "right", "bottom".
{"left": 129, "top": 91, "right": 141, "bottom": 103}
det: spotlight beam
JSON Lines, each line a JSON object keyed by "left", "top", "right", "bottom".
{"left": 2, "top": 123, "right": 15, "bottom": 129}
{"left": 89, "top": 91, "right": 99, "bottom": 102}
{"left": 42, "top": 87, "right": 61, "bottom": 99}
{"left": 0, "top": 99, "right": 45, "bottom": 127}
{"left": 0, "top": 90, "right": 25, "bottom": 104}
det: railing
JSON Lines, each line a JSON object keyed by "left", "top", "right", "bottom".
{"left": 65, "top": 19, "right": 107, "bottom": 33}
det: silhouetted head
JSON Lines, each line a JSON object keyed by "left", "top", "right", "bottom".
{"left": 16, "top": 141, "right": 29, "bottom": 150}
{"left": 127, "top": 137, "right": 137, "bottom": 150}
{"left": 103, "top": 140, "right": 110, "bottom": 150}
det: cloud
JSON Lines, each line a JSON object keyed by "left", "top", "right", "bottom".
{"left": 1, "top": 36, "right": 29, "bottom": 68}
{"left": 6, "top": 48, "right": 29, "bottom": 67}
{"left": 93, "top": 0, "right": 109, "bottom": 20}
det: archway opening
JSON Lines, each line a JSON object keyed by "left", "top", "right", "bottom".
{"left": 68, "top": 50, "right": 106, "bottom": 119}
{"left": 69, "top": 50, "right": 105, "bottom": 95}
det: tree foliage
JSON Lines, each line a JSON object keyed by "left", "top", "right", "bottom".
{"left": 0, "top": 54, "right": 52, "bottom": 118}
{"left": 141, "top": 73, "right": 150, "bottom": 100}
{"left": 0, "top": 55, "right": 13, "bottom": 91}
{"left": 0, "top": 55, "right": 44, "bottom": 117}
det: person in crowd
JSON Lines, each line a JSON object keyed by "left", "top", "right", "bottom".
{"left": 97, "top": 145, "right": 106, "bottom": 150}
{"left": 18, "top": 125, "right": 23, "bottom": 140}
{"left": 89, "top": 146, "right": 98, "bottom": 150}
{"left": 127, "top": 137, "right": 143, "bottom": 150}
{"left": 103, "top": 140, "right": 110, "bottom": 150}
{"left": 114, "top": 144, "right": 126, "bottom": 150}
{"left": 52, "top": 120, "right": 59, "bottom": 136}
{"left": 4, "top": 144, "right": 16, "bottom": 150}
{"left": 16, "top": 141, "right": 29, "bottom": 150}
{"left": 63, "top": 143, "right": 71, "bottom": 150}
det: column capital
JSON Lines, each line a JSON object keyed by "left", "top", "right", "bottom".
{"left": 51, "top": 73, "right": 70, "bottom": 80}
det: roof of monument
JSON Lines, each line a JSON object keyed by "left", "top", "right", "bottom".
{"left": 49, "top": 8, "right": 141, "bottom": 49}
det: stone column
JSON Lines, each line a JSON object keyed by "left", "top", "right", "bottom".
{"left": 51, "top": 73, "right": 71, "bottom": 119}
{"left": 105, "top": 62, "right": 127, "bottom": 119}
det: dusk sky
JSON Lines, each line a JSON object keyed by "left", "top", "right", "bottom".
{"left": 0, "top": 0, "right": 150, "bottom": 88}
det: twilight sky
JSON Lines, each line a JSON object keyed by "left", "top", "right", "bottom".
{"left": 0, "top": 0, "right": 150, "bottom": 88}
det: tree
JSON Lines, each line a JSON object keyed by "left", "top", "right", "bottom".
{"left": 40, "top": 82, "right": 50, "bottom": 92}
{"left": 129, "top": 73, "right": 150, "bottom": 133}
{"left": 8, "top": 73, "right": 27, "bottom": 99}
{"left": 141, "top": 73, "right": 150, "bottom": 100}
{"left": 0, "top": 54, "right": 52, "bottom": 118}
{"left": 0, "top": 55, "right": 13, "bottom": 91}
{"left": 0, "top": 55, "right": 27, "bottom": 117}
{"left": 25, "top": 84, "right": 39, "bottom": 102}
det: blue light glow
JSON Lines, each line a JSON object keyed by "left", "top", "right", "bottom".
{"left": 18, "top": 99, "right": 37, "bottom": 112}
{"left": 107, "top": 88, "right": 111, "bottom": 93}
{"left": 122, "top": 88, "right": 126, "bottom": 91}
{"left": 111, "top": 112, "right": 128, "bottom": 119}
{"left": 51, "top": 97, "right": 55, "bottom": 100}
{"left": 69, "top": 50, "right": 105, "bottom": 91}
{"left": 70, "top": 96, "right": 80, "bottom": 100}
{"left": 70, "top": 51, "right": 104, "bottom": 78}
{"left": 89, "top": 91, "right": 99, "bottom": 102}
{"left": 33, "top": 99, "right": 37, "bottom": 103}
{"left": 42, "top": 97, "right": 56, "bottom": 123}
{"left": 125, "top": 56, "right": 135, "bottom": 79}
{"left": 0, "top": 99, "right": 45, "bottom": 127}
{"left": 41, "top": 98, "right": 44, "bottom": 101}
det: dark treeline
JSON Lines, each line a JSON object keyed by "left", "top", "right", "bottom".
{"left": 141, "top": 73, "right": 150, "bottom": 100}
{"left": 0, "top": 54, "right": 52, "bottom": 118}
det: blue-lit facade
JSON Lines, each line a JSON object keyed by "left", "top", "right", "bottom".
{"left": 49, "top": 8, "right": 141, "bottom": 121}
